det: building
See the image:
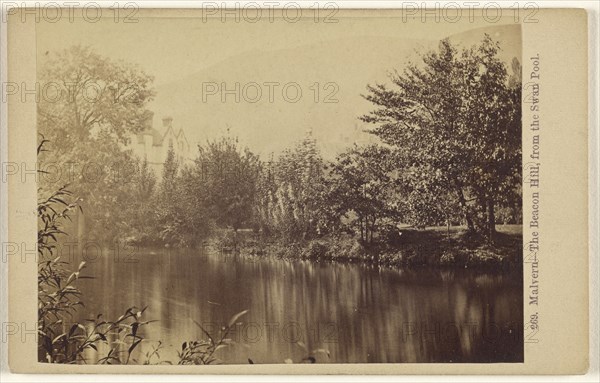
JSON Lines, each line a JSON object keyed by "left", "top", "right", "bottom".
{"left": 129, "top": 112, "right": 192, "bottom": 175}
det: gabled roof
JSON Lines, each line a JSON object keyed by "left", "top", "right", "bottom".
{"left": 175, "top": 128, "right": 189, "bottom": 146}
{"left": 136, "top": 117, "right": 187, "bottom": 147}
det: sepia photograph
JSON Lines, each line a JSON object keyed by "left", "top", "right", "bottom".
{"left": 29, "top": 10, "right": 527, "bottom": 366}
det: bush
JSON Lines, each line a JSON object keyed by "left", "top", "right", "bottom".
{"left": 439, "top": 251, "right": 456, "bottom": 265}
{"left": 302, "top": 241, "right": 328, "bottom": 259}
{"left": 467, "top": 249, "right": 504, "bottom": 267}
{"left": 324, "top": 236, "right": 365, "bottom": 260}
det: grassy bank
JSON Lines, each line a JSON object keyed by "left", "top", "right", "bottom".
{"left": 213, "top": 225, "right": 523, "bottom": 270}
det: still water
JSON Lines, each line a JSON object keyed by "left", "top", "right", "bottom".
{"left": 75, "top": 249, "right": 523, "bottom": 364}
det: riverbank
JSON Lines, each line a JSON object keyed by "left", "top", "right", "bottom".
{"left": 213, "top": 225, "right": 523, "bottom": 270}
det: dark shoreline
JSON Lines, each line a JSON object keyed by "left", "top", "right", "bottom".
{"left": 123, "top": 225, "right": 523, "bottom": 272}
{"left": 207, "top": 225, "right": 523, "bottom": 272}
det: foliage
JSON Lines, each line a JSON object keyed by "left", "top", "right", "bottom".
{"left": 256, "top": 134, "right": 332, "bottom": 241}
{"left": 38, "top": 45, "right": 156, "bottom": 243}
{"left": 195, "top": 135, "right": 261, "bottom": 231}
{"left": 361, "top": 35, "right": 521, "bottom": 240}
{"left": 37, "top": 142, "right": 258, "bottom": 365}
{"left": 147, "top": 147, "right": 211, "bottom": 247}
{"left": 38, "top": 38, "right": 521, "bottom": 249}
{"left": 396, "top": 164, "right": 462, "bottom": 229}
{"left": 178, "top": 310, "right": 249, "bottom": 365}
{"left": 37, "top": 139, "right": 153, "bottom": 364}
{"left": 152, "top": 134, "right": 262, "bottom": 247}
{"left": 328, "top": 144, "right": 398, "bottom": 243}
{"left": 154, "top": 147, "right": 184, "bottom": 244}
{"left": 122, "top": 158, "right": 158, "bottom": 244}
{"left": 38, "top": 45, "right": 155, "bottom": 146}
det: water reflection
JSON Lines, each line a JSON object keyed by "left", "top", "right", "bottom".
{"left": 74, "top": 249, "right": 523, "bottom": 364}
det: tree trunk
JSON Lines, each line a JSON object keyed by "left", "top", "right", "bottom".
{"left": 487, "top": 197, "right": 496, "bottom": 243}
{"left": 359, "top": 218, "right": 365, "bottom": 243}
{"left": 457, "top": 188, "right": 474, "bottom": 232}
{"left": 369, "top": 217, "right": 376, "bottom": 244}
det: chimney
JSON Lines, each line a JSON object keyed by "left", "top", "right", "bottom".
{"left": 162, "top": 116, "right": 173, "bottom": 128}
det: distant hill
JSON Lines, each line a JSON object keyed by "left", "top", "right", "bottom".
{"left": 148, "top": 24, "right": 520, "bottom": 159}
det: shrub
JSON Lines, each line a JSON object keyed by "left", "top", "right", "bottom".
{"left": 302, "top": 241, "right": 328, "bottom": 259}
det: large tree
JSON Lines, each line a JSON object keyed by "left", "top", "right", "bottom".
{"left": 39, "top": 45, "right": 155, "bottom": 147}
{"left": 38, "top": 45, "right": 156, "bottom": 242}
{"left": 361, "top": 35, "right": 521, "bottom": 240}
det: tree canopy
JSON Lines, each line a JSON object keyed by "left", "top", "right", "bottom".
{"left": 361, "top": 35, "right": 521, "bottom": 239}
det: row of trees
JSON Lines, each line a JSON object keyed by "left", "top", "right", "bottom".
{"left": 147, "top": 135, "right": 396, "bottom": 245}
{"left": 38, "top": 35, "right": 522, "bottom": 247}
{"left": 151, "top": 35, "right": 521, "bottom": 245}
